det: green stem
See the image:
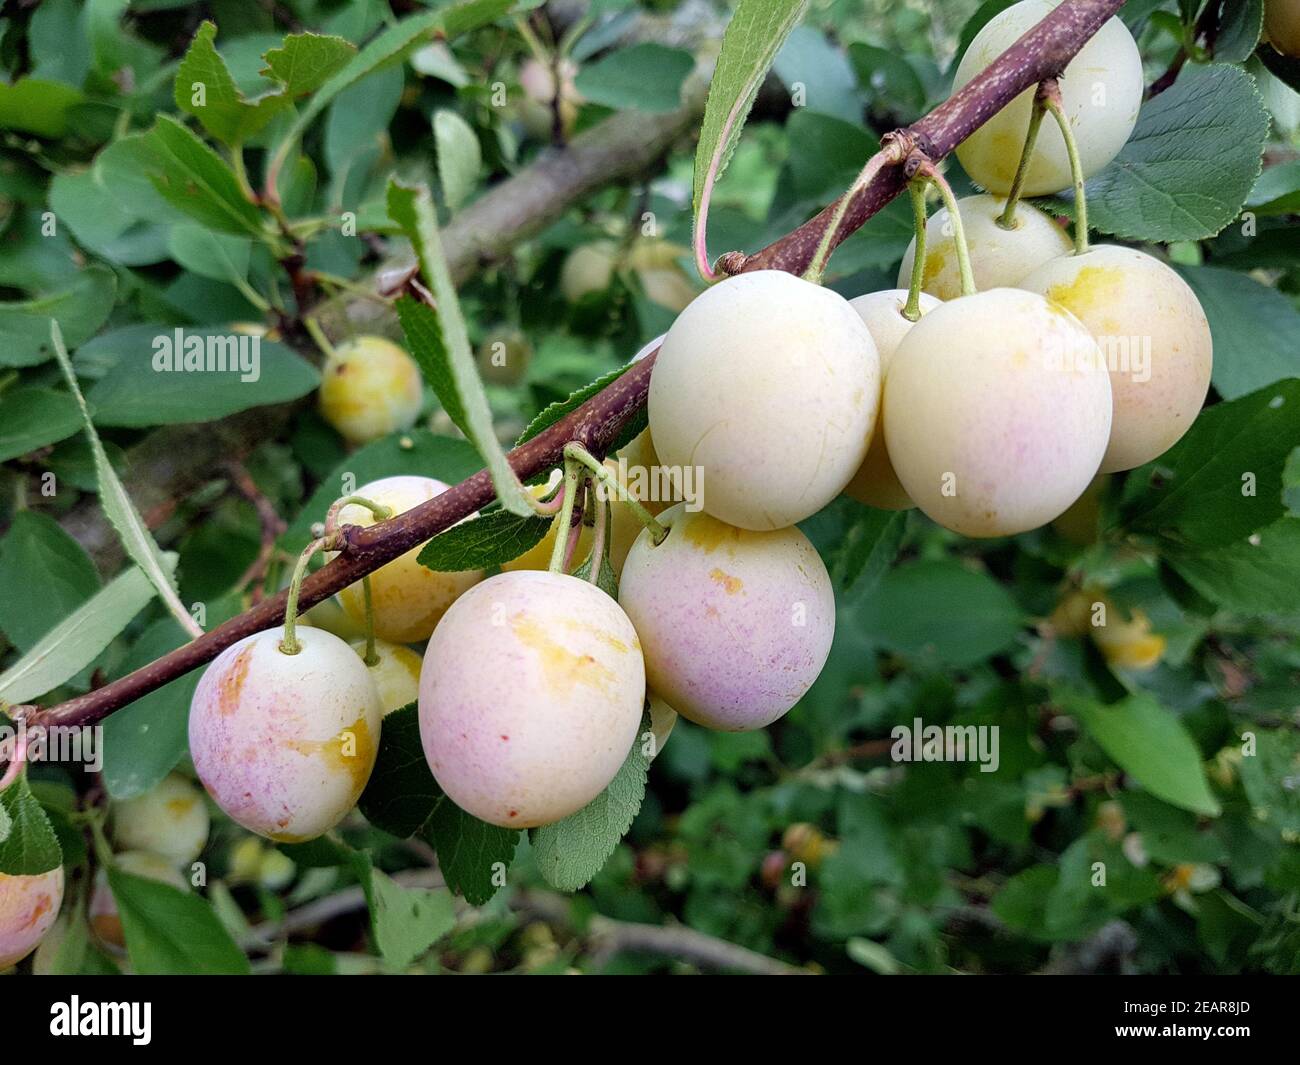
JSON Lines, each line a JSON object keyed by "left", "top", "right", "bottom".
{"left": 903, "top": 180, "right": 929, "bottom": 322}
{"left": 586, "top": 498, "right": 608, "bottom": 586}
{"left": 279, "top": 537, "right": 327, "bottom": 655}
{"left": 303, "top": 317, "right": 339, "bottom": 362}
{"left": 802, "top": 145, "right": 900, "bottom": 285}
{"left": 548, "top": 460, "right": 583, "bottom": 573}
{"left": 563, "top": 443, "right": 668, "bottom": 545}
{"left": 325, "top": 495, "right": 392, "bottom": 537}
{"left": 997, "top": 91, "right": 1048, "bottom": 229}
{"left": 918, "top": 163, "right": 976, "bottom": 298}
{"left": 360, "top": 576, "right": 378, "bottom": 666}
{"left": 1043, "top": 92, "right": 1089, "bottom": 254}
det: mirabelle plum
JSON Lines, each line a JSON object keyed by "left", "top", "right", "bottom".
{"left": 110, "top": 773, "right": 210, "bottom": 866}
{"left": 332, "top": 476, "right": 484, "bottom": 643}
{"left": 89, "top": 851, "right": 189, "bottom": 950}
{"left": 649, "top": 270, "right": 880, "bottom": 531}
{"left": 0, "top": 867, "right": 63, "bottom": 969}
{"left": 1266, "top": 0, "right": 1300, "bottom": 57}
{"left": 896, "top": 195, "right": 1072, "bottom": 300}
{"left": 418, "top": 570, "right": 645, "bottom": 828}
{"left": 953, "top": 1, "right": 1143, "bottom": 196}
{"left": 884, "top": 288, "right": 1112, "bottom": 537}
{"left": 1019, "top": 245, "right": 1213, "bottom": 472}
{"left": 618, "top": 504, "right": 835, "bottom": 731}
{"left": 519, "top": 57, "right": 581, "bottom": 139}
{"left": 318, "top": 336, "right": 424, "bottom": 445}
{"left": 351, "top": 638, "right": 423, "bottom": 715}
{"left": 843, "top": 288, "right": 942, "bottom": 510}
{"left": 560, "top": 241, "right": 617, "bottom": 303}
{"left": 189, "top": 625, "right": 382, "bottom": 842}
{"left": 476, "top": 327, "right": 534, "bottom": 385}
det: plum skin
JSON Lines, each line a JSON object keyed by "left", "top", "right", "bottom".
{"left": 189, "top": 625, "right": 383, "bottom": 843}
{"left": 110, "top": 772, "right": 210, "bottom": 865}
{"left": 351, "top": 638, "right": 423, "bottom": 716}
{"left": 618, "top": 504, "right": 836, "bottom": 731}
{"left": 0, "top": 867, "right": 64, "bottom": 969}
{"left": 318, "top": 336, "right": 424, "bottom": 445}
{"left": 419, "top": 570, "right": 645, "bottom": 828}
{"left": 884, "top": 288, "right": 1113, "bottom": 537}
{"left": 648, "top": 270, "right": 880, "bottom": 532}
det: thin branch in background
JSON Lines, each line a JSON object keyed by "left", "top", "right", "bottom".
{"left": 225, "top": 461, "right": 288, "bottom": 602}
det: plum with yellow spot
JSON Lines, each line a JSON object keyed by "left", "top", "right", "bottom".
{"left": 89, "top": 851, "right": 189, "bottom": 951}
{"left": 418, "top": 570, "right": 644, "bottom": 828}
{"left": 618, "top": 504, "right": 835, "bottom": 731}
{"left": 953, "top": 0, "right": 1142, "bottom": 196}
{"left": 1019, "top": 245, "right": 1213, "bottom": 472}
{"left": 331, "top": 476, "right": 484, "bottom": 643}
{"left": 843, "top": 288, "right": 942, "bottom": 510}
{"left": 649, "top": 270, "right": 880, "bottom": 531}
{"left": 884, "top": 288, "right": 1112, "bottom": 537}
{"left": 351, "top": 637, "right": 423, "bottom": 715}
{"left": 318, "top": 336, "right": 424, "bottom": 445}
{"left": 189, "top": 625, "right": 383, "bottom": 842}
{"left": 0, "top": 867, "right": 63, "bottom": 969}
{"left": 896, "top": 195, "right": 1071, "bottom": 301}
{"left": 110, "top": 772, "right": 210, "bottom": 866}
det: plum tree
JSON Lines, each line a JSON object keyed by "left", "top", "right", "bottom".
{"left": 0, "top": 867, "right": 63, "bottom": 969}
{"left": 896, "top": 195, "right": 1072, "bottom": 300}
{"left": 189, "top": 625, "right": 383, "bottom": 842}
{"left": 618, "top": 504, "right": 835, "bottom": 731}
{"left": 1266, "top": 0, "right": 1300, "bottom": 57}
{"left": 110, "top": 772, "right": 210, "bottom": 866}
{"left": 649, "top": 270, "right": 880, "bottom": 531}
{"left": 418, "top": 570, "right": 645, "bottom": 828}
{"left": 953, "top": 1, "right": 1142, "bottom": 196}
{"left": 332, "top": 476, "right": 484, "bottom": 643}
{"left": 843, "top": 288, "right": 942, "bottom": 510}
{"left": 1019, "top": 245, "right": 1214, "bottom": 472}
{"left": 89, "top": 851, "right": 189, "bottom": 950}
{"left": 318, "top": 336, "right": 424, "bottom": 446}
{"left": 884, "top": 288, "right": 1113, "bottom": 537}
{"left": 351, "top": 637, "right": 422, "bottom": 715}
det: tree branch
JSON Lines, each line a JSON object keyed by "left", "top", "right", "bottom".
{"left": 24, "top": 0, "right": 1126, "bottom": 732}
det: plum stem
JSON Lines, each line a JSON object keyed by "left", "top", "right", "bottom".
{"left": 279, "top": 537, "right": 330, "bottom": 655}
{"left": 324, "top": 496, "right": 393, "bottom": 537}
{"left": 564, "top": 443, "right": 667, "bottom": 545}
{"left": 1042, "top": 83, "right": 1090, "bottom": 254}
{"left": 997, "top": 83, "right": 1051, "bottom": 230}
{"left": 548, "top": 459, "right": 584, "bottom": 574}
{"left": 916, "top": 161, "right": 976, "bottom": 297}
{"left": 360, "top": 576, "right": 379, "bottom": 666}
{"left": 903, "top": 180, "right": 930, "bottom": 322}
{"left": 586, "top": 498, "right": 609, "bottom": 587}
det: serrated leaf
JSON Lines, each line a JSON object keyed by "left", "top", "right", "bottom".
{"left": 110, "top": 869, "right": 250, "bottom": 975}
{"left": 0, "top": 388, "right": 83, "bottom": 461}
{"left": 0, "top": 511, "right": 99, "bottom": 652}
{"left": 570, "top": 552, "right": 619, "bottom": 600}
{"left": 1065, "top": 690, "right": 1220, "bottom": 817}
{"left": 262, "top": 32, "right": 356, "bottom": 96}
{"left": 433, "top": 109, "right": 481, "bottom": 212}
{"left": 417, "top": 509, "right": 553, "bottom": 572}
{"left": 174, "top": 21, "right": 288, "bottom": 145}
{"left": 515, "top": 361, "right": 639, "bottom": 446}
{"left": 421, "top": 800, "right": 519, "bottom": 906}
{"left": 0, "top": 267, "right": 116, "bottom": 368}
{"left": 835, "top": 507, "right": 906, "bottom": 595}
{"left": 574, "top": 43, "right": 694, "bottom": 113}
{"left": 368, "top": 869, "right": 456, "bottom": 968}
{"left": 388, "top": 181, "right": 531, "bottom": 517}
{"left": 1239, "top": 729, "right": 1300, "bottom": 833}
{"left": 530, "top": 714, "right": 650, "bottom": 892}
{"left": 1164, "top": 519, "right": 1300, "bottom": 615}
{"left": 1214, "top": 0, "right": 1264, "bottom": 63}
{"left": 0, "top": 774, "right": 63, "bottom": 876}
{"left": 50, "top": 322, "right": 201, "bottom": 638}
{"left": 1079, "top": 65, "right": 1269, "bottom": 242}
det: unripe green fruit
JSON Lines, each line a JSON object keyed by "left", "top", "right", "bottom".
{"left": 351, "top": 638, "right": 422, "bottom": 715}
{"left": 0, "top": 867, "right": 63, "bottom": 969}
{"left": 1018, "top": 245, "right": 1213, "bottom": 472}
{"left": 1266, "top": 0, "right": 1300, "bottom": 57}
{"left": 884, "top": 288, "right": 1112, "bottom": 537}
{"left": 476, "top": 327, "right": 534, "bottom": 386}
{"left": 896, "top": 196, "right": 1071, "bottom": 300}
{"left": 843, "top": 289, "right": 942, "bottom": 511}
{"left": 89, "top": 851, "right": 188, "bottom": 950}
{"left": 649, "top": 271, "right": 880, "bottom": 531}
{"left": 618, "top": 504, "right": 835, "bottom": 731}
{"left": 419, "top": 570, "right": 645, "bottom": 827}
{"left": 560, "top": 241, "right": 617, "bottom": 303}
{"left": 332, "top": 476, "right": 484, "bottom": 643}
{"left": 318, "top": 336, "right": 424, "bottom": 445}
{"left": 953, "top": 1, "right": 1142, "bottom": 196}
{"left": 189, "top": 625, "right": 383, "bottom": 843}
{"left": 110, "top": 772, "right": 210, "bottom": 866}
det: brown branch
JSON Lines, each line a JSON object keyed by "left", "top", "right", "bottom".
{"left": 26, "top": 0, "right": 1126, "bottom": 732}
{"left": 224, "top": 460, "right": 288, "bottom": 601}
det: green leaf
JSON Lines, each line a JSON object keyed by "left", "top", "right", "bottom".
{"left": 1177, "top": 265, "right": 1300, "bottom": 400}
{"left": 420, "top": 799, "right": 519, "bottom": 906}
{"left": 0, "top": 388, "right": 83, "bottom": 462}
{"left": 166, "top": 225, "right": 252, "bottom": 284}
{"left": 0, "top": 267, "right": 116, "bottom": 368}
{"left": 772, "top": 26, "right": 862, "bottom": 124}
{"left": 48, "top": 169, "right": 171, "bottom": 267}
{"left": 1067, "top": 690, "right": 1220, "bottom": 816}
{"left": 1285, "top": 447, "right": 1300, "bottom": 517}
{"left": 262, "top": 32, "right": 357, "bottom": 95}
{"left": 85, "top": 334, "right": 319, "bottom": 427}
{"left": 1214, "top": 0, "right": 1264, "bottom": 63}
{"left": 1163, "top": 519, "right": 1300, "bottom": 615}
{"left": 50, "top": 322, "right": 200, "bottom": 638}
{"left": 0, "top": 775, "right": 63, "bottom": 876}
{"left": 97, "top": 115, "right": 263, "bottom": 236}
{"left": 693, "top": 0, "right": 810, "bottom": 220}
{"left": 834, "top": 507, "right": 906, "bottom": 595}
{"left": 388, "top": 180, "right": 531, "bottom": 517}
{"left": 530, "top": 713, "right": 650, "bottom": 892}
{"left": 417, "top": 509, "right": 553, "bottom": 572}
{"left": 0, "top": 511, "right": 99, "bottom": 652}
{"left": 515, "top": 361, "right": 638, "bottom": 446}
{"left": 574, "top": 43, "right": 694, "bottom": 113}
{"left": 570, "top": 551, "right": 620, "bottom": 600}
{"left": 109, "top": 869, "right": 250, "bottom": 975}
{"left": 1247, "top": 160, "right": 1300, "bottom": 216}
{"left": 1240, "top": 729, "right": 1300, "bottom": 834}
{"left": 853, "top": 559, "right": 1023, "bottom": 668}
{"left": 0, "top": 558, "right": 173, "bottom": 705}
{"left": 173, "top": 21, "right": 288, "bottom": 145}
{"left": 367, "top": 869, "right": 456, "bottom": 968}
{"left": 0, "top": 78, "right": 85, "bottom": 138}
{"left": 433, "top": 108, "right": 482, "bottom": 212}
{"left": 1122, "top": 378, "right": 1300, "bottom": 548}
{"left": 1079, "top": 65, "right": 1269, "bottom": 242}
